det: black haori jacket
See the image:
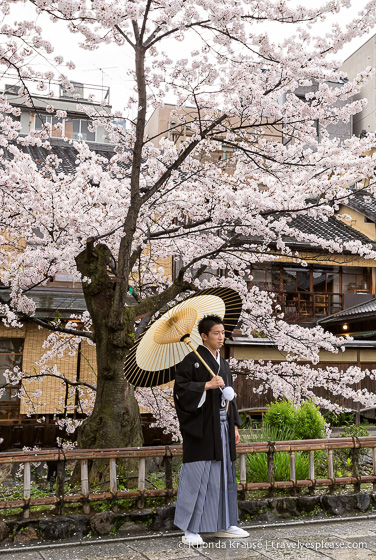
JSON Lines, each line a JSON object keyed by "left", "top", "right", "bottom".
{"left": 173, "top": 345, "right": 242, "bottom": 463}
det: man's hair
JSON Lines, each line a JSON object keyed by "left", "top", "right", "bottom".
{"left": 198, "top": 314, "right": 224, "bottom": 337}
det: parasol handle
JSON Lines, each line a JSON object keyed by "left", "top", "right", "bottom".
{"left": 169, "top": 318, "right": 217, "bottom": 378}
{"left": 181, "top": 335, "right": 217, "bottom": 378}
{"left": 181, "top": 334, "right": 230, "bottom": 414}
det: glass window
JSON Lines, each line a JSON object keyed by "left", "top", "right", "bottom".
{"left": 34, "top": 114, "right": 62, "bottom": 137}
{"left": 282, "top": 266, "right": 310, "bottom": 292}
{"left": 54, "top": 273, "right": 74, "bottom": 282}
{"left": 64, "top": 118, "right": 95, "bottom": 141}
{"left": 222, "top": 146, "right": 234, "bottom": 160}
{"left": 73, "top": 119, "right": 80, "bottom": 138}
{"left": 34, "top": 114, "right": 47, "bottom": 130}
{"left": 312, "top": 266, "right": 340, "bottom": 293}
{"left": 80, "top": 120, "right": 95, "bottom": 141}
{"left": 343, "top": 267, "right": 371, "bottom": 293}
{"left": 35, "top": 116, "right": 95, "bottom": 141}
{"left": 250, "top": 264, "right": 280, "bottom": 291}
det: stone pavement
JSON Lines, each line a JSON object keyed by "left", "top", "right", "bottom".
{"left": 2, "top": 516, "right": 376, "bottom": 559}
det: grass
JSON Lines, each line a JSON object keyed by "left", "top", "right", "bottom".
{"left": 243, "top": 424, "right": 320, "bottom": 483}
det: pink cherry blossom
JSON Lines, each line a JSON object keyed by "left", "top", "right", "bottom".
{"left": 1, "top": 0, "right": 376, "bottom": 442}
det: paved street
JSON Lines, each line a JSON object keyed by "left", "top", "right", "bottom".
{"left": 2, "top": 517, "right": 376, "bottom": 559}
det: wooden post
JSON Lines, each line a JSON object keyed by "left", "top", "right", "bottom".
{"left": 328, "top": 449, "right": 335, "bottom": 494}
{"left": 23, "top": 462, "right": 31, "bottom": 519}
{"left": 239, "top": 454, "right": 246, "bottom": 484}
{"left": 308, "top": 450, "right": 315, "bottom": 495}
{"left": 164, "top": 454, "right": 173, "bottom": 505}
{"left": 309, "top": 450, "right": 315, "bottom": 479}
{"left": 373, "top": 448, "right": 376, "bottom": 492}
{"left": 289, "top": 451, "right": 296, "bottom": 496}
{"left": 55, "top": 459, "right": 65, "bottom": 516}
{"left": 239, "top": 453, "right": 246, "bottom": 500}
{"left": 81, "top": 459, "right": 90, "bottom": 514}
{"left": 110, "top": 458, "right": 117, "bottom": 494}
{"left": 137, "top": 457, "right": 145, "bottom": 509}
{"left": 352, "top": 440, "right": 361, "bottom": 493}
{"left": 267, "top": 443, "right": 275, "bottom": 497}
{"left": 109, "top": 458, "right": 118, "bottom": 512}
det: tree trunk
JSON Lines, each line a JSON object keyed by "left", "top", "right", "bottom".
{"left": 74, "top": 242, "right": 143, "bottom": 485}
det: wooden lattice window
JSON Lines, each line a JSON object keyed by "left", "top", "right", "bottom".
{"left": 0, "top": 339, "right": 23, "bottom": 420}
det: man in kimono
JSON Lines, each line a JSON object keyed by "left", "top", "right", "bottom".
{"left": 173, "top": 314, "right": 249, "bottom": 546}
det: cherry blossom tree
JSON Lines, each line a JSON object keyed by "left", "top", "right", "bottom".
{"left": 2, "top": 0, "right": 376, "bottom": 462}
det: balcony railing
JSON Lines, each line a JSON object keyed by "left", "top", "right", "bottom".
{"left": 272, "top": 291, "right": 344, "bottom": 317}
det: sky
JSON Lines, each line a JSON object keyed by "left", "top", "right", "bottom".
{"left": 6, "top": 1, "right": 376, "bottom": 115}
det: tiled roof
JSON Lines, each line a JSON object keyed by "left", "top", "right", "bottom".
{"left": 5, "top": 137, "right": 115, "bottom": 174}
{"left": 236, "top": 213, "right": 374, "bottom": 248}
{"left": 344, "top": 190, "right": 376, "bottom": 222}
{"left": 288, "top": 214, "right": 372, "bottom": 245}
{"left": 318, "top": 297, "right": 376, "bottom": 325}
{"left": 0, "top": 287, "right": 136, "bottom": 319}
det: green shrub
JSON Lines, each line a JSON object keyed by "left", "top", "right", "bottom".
{"left": 322, "top": 410, "right": 355, "bottom": 427}
{"left": 263, "top": 399, "right": 298, "bottom": 433}
{"left": 263, "top": 399, "right": 326, "bottom": 440}
{"left": 295, "top": 401, "right": 326, "bottom": 440}
{"left": 340, "top": 424, "right": 370, "bottom": 462}
{"left": 340, "top": 424, "right": 370, "bottom": 439}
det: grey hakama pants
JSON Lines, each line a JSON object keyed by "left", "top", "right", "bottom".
{"left": 174, "top": 409, "right": 238, "bottom": 533}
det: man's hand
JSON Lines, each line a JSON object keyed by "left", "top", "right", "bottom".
{"left": 205, "top": 376, "right": 225, "bottom": 390}
{"left": 235, "top": 425, "right": 240, "bottom": 445}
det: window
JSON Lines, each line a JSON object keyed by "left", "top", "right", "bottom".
{"left": 50, "top": 272, "right": 81, "bottom": 287}
{"left": 312, "top": 266, "right": 340, "bottom": 293}
{"left": 282, "top": 266, "right": 310, "bottom": 292}
{"left": 250, "top": 264, "right": 280, "bottom": 291}
{"left": 342, "top": 267, "right": 371, "bottom": 293}
{"left": 0, "top": 339, "right": 23, "bottom": 420}
{"left": 34, "top": 115, "right": 96, "bottom": 141}
{"left": 64, "top": 118, "right": 96, "bottom": 141}
{"left": 222, "top": 146, "right": 234, "bottom": 160}
{"left": 54, "top": 273, "right": 74, "bottom": 283}
{"left": 34, "top": 114, "right": 62, "bottom": 138}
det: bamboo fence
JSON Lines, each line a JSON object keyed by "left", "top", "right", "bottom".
{"left": 0, "top": 436, "right": 376, "bottom": 518}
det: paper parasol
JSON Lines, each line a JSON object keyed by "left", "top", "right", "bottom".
{"left": 123, "top": 287, "right": 242, "bottom": 387}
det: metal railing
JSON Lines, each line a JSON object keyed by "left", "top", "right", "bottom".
{"left": 0, "top": 437, "right": 375, "bottom": 518}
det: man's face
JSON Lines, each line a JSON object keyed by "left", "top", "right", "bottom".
{"left": 202, "top": 323, "right": 225, "bottom": 351}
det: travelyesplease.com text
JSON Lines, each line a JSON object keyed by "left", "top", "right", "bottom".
{"left": 178, "top": 539, "right": 367, "bottom": 550}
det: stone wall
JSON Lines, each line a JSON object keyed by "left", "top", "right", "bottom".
{"left": 1, "top": 493, "right": 376, "bottom": 545}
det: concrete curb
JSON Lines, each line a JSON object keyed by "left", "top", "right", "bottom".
{"left": 1, "top": 512, "right": 376, "bottom": 554}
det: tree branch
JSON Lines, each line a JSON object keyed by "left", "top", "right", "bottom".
{"left": 27, "top": 317, "right": 94, "bottom": 339}
{"left": 141, "top": 113, "right": 228, "bottom": 204}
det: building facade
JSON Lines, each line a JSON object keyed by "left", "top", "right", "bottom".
{"left": 341, "top": 35, "right": 376, "bottom": 137}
